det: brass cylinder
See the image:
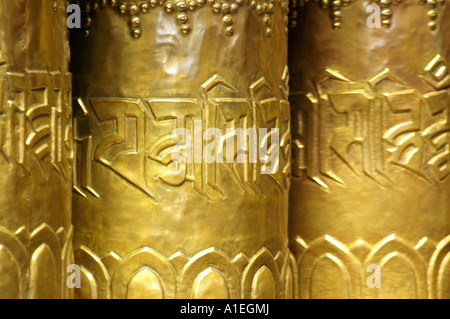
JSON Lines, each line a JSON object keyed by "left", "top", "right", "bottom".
{"left": 0, "top": 0, "right": 73, "bottom": 298}
{"left": 289, "top": 0, "right": 450, "bottom": 298}
{"left": 70, "top": 0, "right": 291, "bottom": 299}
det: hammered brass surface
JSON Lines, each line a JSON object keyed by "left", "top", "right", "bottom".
{"left": 0, "top": 0, "right": 449, "bottom": 300}
{"left": 0, "top": 0, "right": 73, "bottom": 299}
{"left": 289, "top": 1, "right": 450, "bottom": 298}
{"left": 70, "top": 0, "right": 291, "bottom": 299}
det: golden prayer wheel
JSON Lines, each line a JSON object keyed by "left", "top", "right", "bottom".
{"left": 69, "top": 0, "right": 291, "bottom": 299}
{"left": 0, "top": 0, "right": 73, "bottom": 298}
{"left": 289, "top": 0, "right": 450, "bottom": 298}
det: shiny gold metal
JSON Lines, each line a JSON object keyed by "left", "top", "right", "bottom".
{"left": 70, "top": 0, "right": 291, "bottom": 299}
{"left": 0, "top": 0, "right": 73, "bottom": 298}
{"left": 289, "top": 1, "right": 450, "bottom": 298}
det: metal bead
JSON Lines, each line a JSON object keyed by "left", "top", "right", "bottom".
{"left": 177, "top": 13, "right": 188, "bottom": 24}
{"left": 331, "top": 10, "right": 341, "bottom": 20}
{"left": 129, "top": 16, "right": 141, "bottom": 28}
{"left": 128, "top": 4, "right": 139, "bottom": 15}
{"left": 188, "top": 1, "right": 196, "bottom": 9}
{"left": 221, "top": 3, "right": 230, "bottom": 13}
{"left": 382, "top": 19, "right": 391, "bottom": 28}
{"left": 82, "top": 16, "right": 92, "bottom": 27}
{"left": 428, "top": 10, "right": 438, "bottom": 20}
{"left": 320, "top": 0, "right": 329, "bottom": 9}
{"left": 118, "top": 3, "right": 127, "bottom": 13}
{"left": 331, "top": 0, "right": 341, "bottom": 9}
{"left": 256, "top": 4, "right": 263, "bottom": 14}
{"left": 131, "top": 28, "right": 142, "bottom": 38}
{"left": 223, "top": 14, "right": 233, "bottom": 26}
{"left": 164, "top": 2, "right": 174, "bottom": 12}
{"left": 381, "top": 8, "right": 392, "bottom": 18}
{"left": 428, "top": 21, "right": 437, "bottom": 30}
{"left": 213, "top": 3, "right": 221, "bottom": 12}
{"left": 176, "top": 1, "right": 187, "bottom": 11}
{"left": 140, "top": 2, "right": 150, "bottom": 12}
{"left": 225, "top": 26, "right": 234, "bottom": 36}
{"left": 332, "top": 21, "right": 341, "bottom": 30}
{"left": 181, "top": 24, "right": 191, "bottom": 34}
